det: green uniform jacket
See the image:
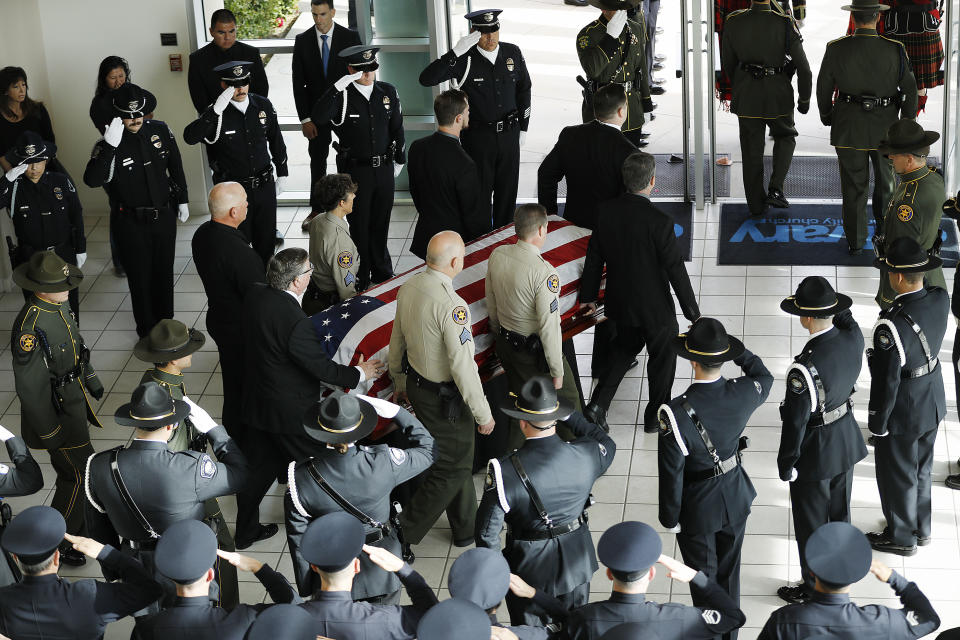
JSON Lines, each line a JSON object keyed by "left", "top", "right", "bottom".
{"left": 139, "top": 368, "right": 196, "bottom": 452}
{"left": 816, "top": 29, "right": 917, "bottom": 150}
{"left": 721, "top": 4, "right": 812, "bottom": 118}
{"left": 12, "top": 296, "right": 103, "bottom": 449}
{"left": 878, "top": 165, "right": 947, "bottom": 306}
{"left": 577, "top": 14, "right": 652, "bottom": 132}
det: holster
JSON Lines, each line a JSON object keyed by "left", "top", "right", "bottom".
{"left": 438, "top": 383, "right": 465, "bottom": 422}
{"left": 577, "top": 75, "right": 595, "bottom": 103}
{"left": 390, "top": 501, "right": 414, "bottom": 562}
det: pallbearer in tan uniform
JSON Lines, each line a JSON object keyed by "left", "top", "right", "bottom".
{"left": 133, "top": 318, "right": 239, "bottom": 609}
{"left": 486, "top": 204, "right": 581, "bottom": 451}
{"left": 388, "top": 230, "right": 495, "bottom": 547}
{"left": 305, "top": 173, "right": 361, "bottom": 315}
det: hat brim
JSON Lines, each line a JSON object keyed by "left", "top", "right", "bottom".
{"left": 805, "top": 527, "right": 872, "bottom": 585}
{"left": 4, "top": 143, "right": 57, "bottom": 168}
{"left": 672, "top": 334, "right": 745, "bottom": 364}
{"left": 114, "top": 91, "right": 158, "bottom": 119}
{"left": 500, "top": 396, "right": 574, "bottom": 423}
{"left": 877, "top": 131, "right": 940, "bottom": 157}
{"left": 779, "top": 293, "right": 853, "bottom": 318}
{"left": 588, "top": 0, "right": 641, "bottom": 9}
{"left": 302, "top": 396, "right": 379, "bottom": 445}
{"left": 841, "top": 3, "right": 890, "bottom": 10}
{"left": 115, "top": 398, "right": 191, "bottom": 429}
{"left": 12, "top": 260, "right": 83, "bottom": 293}
{"left": 346, "top": 61, "right": 380, "bottom": 72}
{"left": 470, "top": 23, "right": 500, "bottom": 33}
{"left": 133, "top": 329, "right": 206, "bottom": 363}
{"left": 872, "top": 253, "right": 943, "bottom": 273}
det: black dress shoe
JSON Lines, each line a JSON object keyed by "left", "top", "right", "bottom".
{"left": 915, "top": 534, "right": 931, "bottom": 546}
{"left": 668, "top": 154, "right": 684, "bottom": 164}
{"left": 848, "top": 246, "right": 863, "bottom": 256}
{"left": 946, "top": 474, "right": 960, "bottom": 490}
{"left": 639, "top": 132, "right": 651, "bottom": 139}
{"left": 637, "top": 140, "right": 649, "bottom": 148}
{"left": 866, "top": 531, "right": 917, "bottom": 556}
{"left": 650, "top": 85, "right": 666, "bottom": 95}
{"left": 58, "top": 541, "right": 86, "bottom": 567}
{"left": 777, "top": 584, "right": 810, "bottom": 604}
{"left": 627, "top": 358, "right": 639, "bottom": 370}
{"left": 652, "top": 62, "right": 664, "bottom": 71}
{"left": 867, "top": 435, "right": 879, "bottom": 447}
{"left": 643, "top": 423, "right": 659, "bottom": 434}
{"left": 654, "top": 53, "right": 667, "bottom": 62}
{"left": 583, "top": 402, "right": 609, "bottom": 433}
{"left": 766, "top": 188, "right": 789, "bottom": 208}
{"left": 235, "top": 523, "right": 280, "bottom": 550}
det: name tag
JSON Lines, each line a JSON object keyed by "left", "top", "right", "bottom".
{"left": 348, "top": 114, "right": 359, "bottom": 118}
{"left": 225, "top": 130, "right": 236, "bottom": 134}
{"left": 143, "top": 161, "right": 152, "bottom": 166}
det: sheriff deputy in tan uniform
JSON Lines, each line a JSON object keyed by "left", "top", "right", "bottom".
{"left": 486, "top": 203, "right": 581, "bottom": 451}
{"left": 388, "top": 230, "right": 494, "bottom": 548}
{"left": 305, "top": 173, "right": 361, "bottom": 315}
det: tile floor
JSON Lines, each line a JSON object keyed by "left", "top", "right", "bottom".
{"left": 2, "top": 203, "right": 958, "bottom": 640}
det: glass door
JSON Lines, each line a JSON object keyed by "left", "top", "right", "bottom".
{"left": 944, "top": 2, "right": 959, "bottom": 194}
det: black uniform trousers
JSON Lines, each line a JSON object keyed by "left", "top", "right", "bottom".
{"left": 505, "top": 581, "right": 589, "bottom": 628}
{"left": 113, "top": 208, "right": 176, "bottom": 337}
{"left": 836, "top": 147, "right": 894, "bottom": 250}
{"left": 590, "top": 319, "right": 678, "bottom": 429}
{"left": 206, "top": 326, "right": 246, "bottom": 445}
{"left": 462, "top": 128, "right": 521, "bottom": 229}
{"left": 737, "top": 115, "right": 797, "bottom": 215}
{"left": 50, "top": 438, "right": 96, "bottom": 536}
{"left": 874, "top": 427, "right": 938, "bottom": 546}
{"left": 591, "top": 320, "right": 615, "bottom": 379}
{"left": 677, "top": 517, "right": 747, "bottom": 640}
{"left": 235, "top": 180, "right": 277, "bottom": 267}
{"left": 16, "top": 246, "right": 80, "bottom": 321}
{"left": 338, "top": 161, "right": 395, "bottom": 287}
{"left": 789, "top": 469, "right": 853, "bottom": 591}
{"left": 308, "top": 125, "right": 334, "bottom": 211}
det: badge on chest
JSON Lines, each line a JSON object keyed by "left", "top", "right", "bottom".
{"left": 258, "top": 110, "right": 267, "bottom": 125}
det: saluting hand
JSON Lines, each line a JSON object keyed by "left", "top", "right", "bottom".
{"left": 64, "top": 533, "right": 105, "bottom": 559}
{"left": 213, "top": 86, "right": 235, "bottom": 115}
{"left": 183, "top": 396, "right": 218, "bottom": 434}
{"left": 362, "top": 544, "right": 405, "bottom": 572}
{"left": 103, "top": 117, "right": 124, "bottom": 148}
{"left": 334, "top": 71, "right": 364, "bottom": 93}
{"left": 508, "top": 573, "right": 536, "bottom": 599}
{"left": 2, "top": 163, "right": 28, "bottom": 183}
{"left": 605, "top": 10, "right": 628, "bottom": 38}
{"left": 0, "top": 424, "right": 15, "bottom": 442}
{"left": 490, "top": 627, "right": 520, "bottom": 640}
{"left": 217, "top": 549, "right": 264, "bottom": 573}
{"left": 657, "top": 554, "right": 697, "bottom": 583}
{"left": 870, "top": 559, "right": 893, "bottom": 583}
{"left": 452, "top": 30, "right": 482, "bottom": 57}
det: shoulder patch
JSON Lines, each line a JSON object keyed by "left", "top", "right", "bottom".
{"left": 452, "top": 305, "right": 469, "bottom": 325}
{"left": 788, "top": 371, "right": 806, "bottom": 393}
{"left": 550, "top": 298, "right": 559, "bottom": 314}
{"left": 702, "top": 610, "right": 721, "bottom": 625}
{"left": 199, "top": 453, "right": 217, "bottom": 479}
{"left": 876, "top": 327, "right": 894, "bottom": 349}
{"left": 598, "top": 442, "right": 608, "bottom": 457}
{"left": 578, "top": 34, "right": 590, "bottom": 49}
{"left": 18, "top": 332, "right": 36, "bottom": 353}
{"left": 546, "top": 274, "right": 560, "bottom": 293}
{"left": 459, "top": 327, "right": 472, "bottom": 345}
{"left": 0, "top": 463, "right": 8, "bottom": 475}
{"left": 337, "top": 250, "right": 354, "bottom": 269}
{"left": 753, "top": 380, "right": 762, "bottom": 395}
{"left": 897, "top": 204, "right": 914, "bottom": 222}
{"left": 389, "top": 447, "right": 407, "bottom": 466}
{"left": 659, "top": 411, "right": 672, "bottom": 436}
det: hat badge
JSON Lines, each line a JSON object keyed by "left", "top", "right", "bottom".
{"left": 362, "top": 50, "right": 373, "bottom": 60}
{"left": 484, "top": 12, "right": 494, "bottom": 21}
{"left": 23, "top": 144, "right": 36, "bottom": 156}
{"left": 233, "top": 65, "right": 243, "bottom": 76}
{"left": 128, "top": 100, "right": 140, "bottom": 111}
{"left": 62, "top": 264, "right": 70, "bottom": 277}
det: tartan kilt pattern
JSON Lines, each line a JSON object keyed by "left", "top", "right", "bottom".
{"left": 887, "top": 30, "right": 945, "bottom": 89}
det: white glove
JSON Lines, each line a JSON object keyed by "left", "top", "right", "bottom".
{"left": 519, "top": 131, "right": 527, "bottom": 147}
{"left": 796, "top": 18, "right": 805, "bottom": 28}
{"left": 335, "top": 71, "right": 364, "bottom": 92}
{"left": 275, "top": 175, "right": 287, "bottom": 195}
{"left": 452, "top": 30, "right": 482, "bottom": 57}
{"left": 606, "top": 10, "right": 628, "bottom": 38}
{"left": 178, "top": 203, "right": 190, "bottom": 223}
{"left": 358, "top": 394, "right": 400, "bottom": 420}
{"left": 393, "top": 164, "right": 404, "bottom": 179}
{"left": 183, "top": 396, "right": 218, "bottom": 434}
{"left": 103, "top": 117, "right": 124, "bottom": 148}
{"left": 75, "top": 253, "right": 87, "bottom": 269}
{"left": 0, "top": 424, "right": 15, "bottom": 442}
{"left": 788, "top": 468, "right": 798, "bottom": 483}
{"left": 3, "top": 163, "right": 28, "bottom": 182}
{"left": 213, "top": 86, "right": 235, "bottom": 115}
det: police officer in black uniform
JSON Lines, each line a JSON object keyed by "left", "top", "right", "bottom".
{"left": 775, "top": 277, "right": 868, "bottom": 604}
{"left": 866, "top": 237, "right": 949, "bottom": 556}
{"left": 137, "top": 519, "right": 300, "bottom": 640}
{"left": 418, "top": 598, "right": 492, "bottom": 640}
{"left": 758, "top": 522, "right": 941, "bottom": 640}
{"left": 83, "top": 83, "right": 189, "bottom": 338}
{"left": 564, "top": 521, "right": 747, "bottom": 640}
{"left": 313, "top": 45, "right": 405, "bottom": 290}
{"left": 476, "top": 376, "right": 616, "bottom": 626}
{"left": 1, "top": 132, "right": 85, "bottom": 319}
{"left": 420, "top": 9, "right": 532, "bottom": 229}
{"left": 0, "top": 505, "right": 162, "bottom": 639}
{"left": 657, "top": 318, "right": 773, "bottom": 640}
{"left": 184, "top": 61, "right": 287, "bottom": 266}
{"left": 84, "top": 383, "right": 248, "bottom": 611}
{"left": 285, "top": 392, "right": 435, "bottom": 603}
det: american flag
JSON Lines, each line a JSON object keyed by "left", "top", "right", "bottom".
{"left": 310, "top": 216, "right": 596, "bottom": 436}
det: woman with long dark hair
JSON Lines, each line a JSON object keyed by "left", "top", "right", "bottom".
{"left": 0, "top": 67, "right": 56, "bottom": 173}
{"left": 89, "top": 55, "right": 132, "bottom": 131}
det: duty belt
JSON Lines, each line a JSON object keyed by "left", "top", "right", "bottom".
{"left": 402, "top": 359, "right": 455, "bottom": 395}
{"left": 809, "top": 398, "right": 853, "bottom": 427}
{"left": 123, "top": 538, "right": 158, "bottom": 551}
{"left": 801, "top": 361, "right": 855, "bottom": 427}
{"left": 740, "top": 62, "right": 788, "bottom": 77}
{"left": 117, "top": 204, "right": 168, "bottom": 222}
{"left": 836, "top": 92, "right": 898, "bottom": 110}
{"left": 352, "top": 152, "right": 392, "bottom": 168}
{"left": 52, "top": 362, "right": 85, "bottom": 389}
{"left": 234, "top": 167, "right": 274, "bottom": 190}
{"left": 498, "top": 326, "right": 543, "bottom": 353}
{"left": 680, "top": 400, "right": 742, "bottom": 483}
{"left": 598, "top": 80, "right": 633, "bottom": 93}
{"left": 479, "top": 111, "right": 519, "bottom": 133}
{"left": 900, "top": 311, "right": 939, "bottom": 378}
{"left": 511, "top": 514, "right": 586, "bottom": 541}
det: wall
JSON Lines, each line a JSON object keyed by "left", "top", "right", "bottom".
{"left": 1, "top": 0, "right": 208, "bottom": 214}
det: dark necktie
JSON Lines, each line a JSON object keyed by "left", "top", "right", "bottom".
{"left": 321, "top": 34, "right": 330, "bottom": 76}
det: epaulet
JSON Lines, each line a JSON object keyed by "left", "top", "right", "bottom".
{"left": 880, "top": 34, "right": 907, "bottom": 49}
{"left": 726, "top": 8, "right": 750, "bottom": 20}
{"left": 826, "top": 35, "right": 850, "bottom": 46}
{"left": 578, "top": 19, "right": 603, "bottom": 36}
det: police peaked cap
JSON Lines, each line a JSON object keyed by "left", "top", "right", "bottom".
{"left": 301, "top": 512, "right": 365, "bottom": 571}
{"left": 448, "top": 548, "right": 511, "bottom": 609}
{"left": 111, "top": 82, "right": 157, "bottom": 119}
{"left": 417, "top": 599, "right": 491, "bottom": 640}
{"left": 247, "top": 604, "right": 318, "bottom": 640}
{"left": 598, "top": 521, "right": 662, "bottom": 575}
{"left": 155, "top": 519, "right": 218, "bottom": 583}
{"left": 804, "top": 522, "right": 872, "bottom": 586}
{"left": 213, "top": 60, "right": 253, "bottom": 86}
{"left": 4, "top": 130, "right": 56, "bottom": 167}
{"left": 465, "top": 9, "right": 502, "bottom": 32}
{"left": 0, "top": 506, "right": 65, "bottom": 565}
{"left": 340, "top": 45, "right": 380, "bottom": 70}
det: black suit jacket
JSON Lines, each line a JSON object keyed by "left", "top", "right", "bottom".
{"left": 292, "top": 23, "right": 361, "bottom": 122}
{"left": 408, "top": 132, "right": 489, "bottom": 259}
{"left": 241, "top": 285, "right": 360, "bottom": 434}
{"left": 537, "top": 120, "right": 636, "bottom": 230}
{"left": 580, "top": 193, "right": 699, "bottom": 327}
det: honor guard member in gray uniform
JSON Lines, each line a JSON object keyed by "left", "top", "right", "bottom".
{"left": 420, "top": 10, "right": 532, "bottom": 229}
{"left": 875, "top": 120, "right": 947, "bottom": 308}
{"left": 285, "top": 392, "right": 435, "bottom": 603}
{"left": 476, "top": 376, "right": 616, "bottom": 626}
{"left": 297, "top": 512, "right": 439, "bottom": 638}
{"left": 11, "top": 251, "right": 103, "bottom": 566}
{"left": 84, "top": 383, "right": 248, "bottom": 610}
{"left": 866, "top": 237, "right": 948, "bottom": 556}
{"left": 758, "top": 522, "right": 941, "bottom": 640}
{"left": 0, "top": 506, "right": 162, "bottom": 640}
{"left": 658, "top": 318, "right": 773, "bottom": 640}
{"left": 816, "top": 0, "right": 916, "bottom": 255}
{"left": 83, "top": 83, "right": 188, "bottom": 337}
{"left": 576, "top": 0, "right": 654, "bottom": 147}
{"left": 2, "top": 132, "right": 86, "bottom": 319}
{"left": 776, "top": 278, "right": 867, "bottom": 605}
{"left": 137, "top": 519, "right": 300, "bottom": 640}
{"left": 486, "top": 203, "right": 581, "bottom": 451}
{"left": 564, "top": 521, "right": 747, "bottom": 640}
{"left": 314, "top": 45, "right": 405, "bottom": 290}
{"left": 184, "top": 61, "right": 288, "bottom": 266}
{"left": 449, "top": 547, "right": 569, "bottom": 640}
{"left": 305, "top": 173, "right": 360, "bottom": 315}
{"left": 419, "top": 598, "right": 492, "bottom": 640}
{"left": 133, "top": 319, "right": 239, "bottom": 608}
{"left": 388, "top": 231, "right": 495, "bottom": 547}
{"left": 721, "top": 0, "right": 811, "bottom": 215}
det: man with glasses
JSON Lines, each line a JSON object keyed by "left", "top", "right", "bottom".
{"left": 234, "top": 248, "right": 384, "bottom": 550}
